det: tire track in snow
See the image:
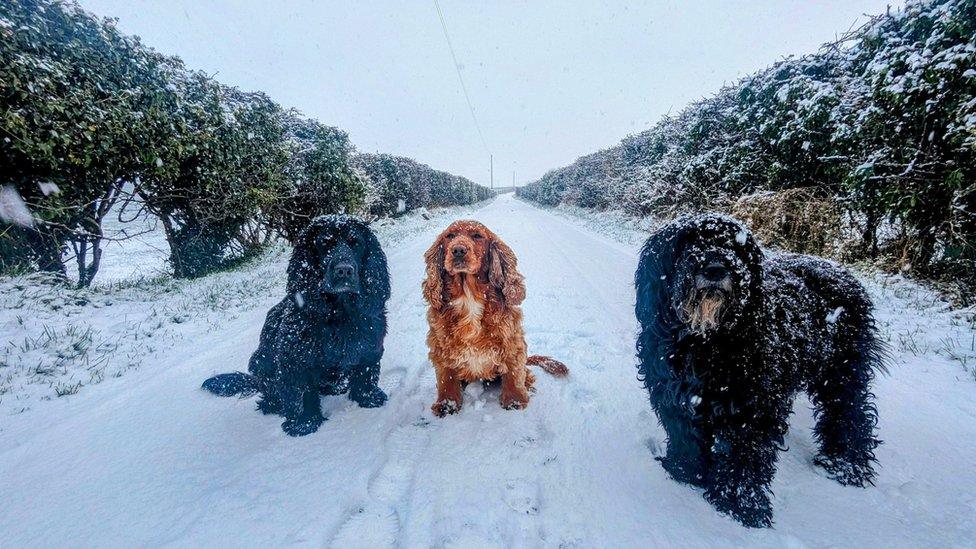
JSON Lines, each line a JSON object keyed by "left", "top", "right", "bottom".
{"left": 496, "top": 206, "right": 639, "bottom": 546}
{"left": 475, "top": 196, "right": 659, "bottom": 547}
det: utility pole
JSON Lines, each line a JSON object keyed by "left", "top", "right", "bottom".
{"left": 512, "top": 170, "right": 516, "bottom": 188}
{"left": 490, "top": 154, "right": 493, "bottom": 190}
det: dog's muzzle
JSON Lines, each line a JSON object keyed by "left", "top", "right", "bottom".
{"left": 682, "top": 264, "right": 733, "bottom": 334}
{"left": 448, "top": 245, "right": 473, "bottom": 273}
{"left": 323, "top": 262, "right": 360, "bottom": 295}
{"left": 681, "top": 287, "right": 727, "bottom": 334}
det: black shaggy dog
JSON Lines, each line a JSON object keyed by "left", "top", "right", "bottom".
{"left": 202, "top": 215, "right": 391, "bottom": 437}
{"left": 635, "top": 214, "right": 884, "bottom": 527}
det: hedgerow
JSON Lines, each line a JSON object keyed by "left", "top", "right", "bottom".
{"left": 1, "top": 0, "right": 492, "bottom": 284}
{"left": 354, "top": 153, "right": 494, "bottom": 218}
{"left": 519, "top": 0, "right": 975, "bottom": 292}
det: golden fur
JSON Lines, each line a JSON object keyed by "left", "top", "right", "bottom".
{"left": 682, "top": 290, "right": 726, "bottom": 334}
{"left": 422, "top": 220, "right": 566, "bottom": 416}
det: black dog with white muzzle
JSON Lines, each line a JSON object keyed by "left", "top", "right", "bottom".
{"left": 635, "top": 213, "right": 885, "bottom": 527}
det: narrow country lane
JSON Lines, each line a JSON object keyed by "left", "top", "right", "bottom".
{"left": 1, "top": 194, "right": 974, "bottom": 547}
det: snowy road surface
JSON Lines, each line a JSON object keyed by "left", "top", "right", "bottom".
{"left": 2, "top": 193, "right": 975, "bottom": 547}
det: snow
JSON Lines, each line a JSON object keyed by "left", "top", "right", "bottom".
{"left": 0, "top": 185, "right": 34, "bottom": 227}
{"left": 37, "top": 181, "right": 59, "bottom": 196}
{"left": 91, "top": 204, "right": 171, "bottom": 283}
{"left": 826, "top": 306, "right": 845, "bottom": 324}
{"left": 736, "top": 228, "right": 749, "bottom": 246}
{"left": 1, "top": 193, "right": 975, "bottom": 546}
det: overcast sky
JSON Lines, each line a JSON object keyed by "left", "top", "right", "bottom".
{"left": 79, "top": 0, "right": 898, "bottom": 187}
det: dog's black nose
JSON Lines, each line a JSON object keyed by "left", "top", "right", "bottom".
{"left": 452, "top": 246, "right": 468, "bottom": 258}
{"left": 702, "top": 263, "right": 728, "bottom": 282}
{"left": 333, "top": 263, "right": 355, "bottom": 279}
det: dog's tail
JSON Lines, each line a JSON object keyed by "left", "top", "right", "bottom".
{"left": 527, "top": 355, "right": 569, "bottom": 377}
{"left": 202, "top": 372, "right": 261, "bottom": 397}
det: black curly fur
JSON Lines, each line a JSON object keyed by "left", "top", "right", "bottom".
{"left": 202, "top": 215, "right": 391, "bottom": 437}
{"left": 635, "top": 213, "right": 884, "bottom": 527}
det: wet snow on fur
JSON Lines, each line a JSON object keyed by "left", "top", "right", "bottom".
{"left": 0, "top": 194, "right": 974, "bottom": 546}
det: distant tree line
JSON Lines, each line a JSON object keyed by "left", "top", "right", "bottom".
{"left": 0, "top": 0, "right": 492, "bottom": 284}
{"left": 518, "top": 0, "right": 975, "bottom": 290}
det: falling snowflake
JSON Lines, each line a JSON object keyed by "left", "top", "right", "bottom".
{"left": 37, "top": 182, "right": 60, "bottom": 196}
{"left": 826, "top": 306, "right": 845, "bottom": 324}
{"left": 0, "top": 185, "right": 34, "bottom": 227}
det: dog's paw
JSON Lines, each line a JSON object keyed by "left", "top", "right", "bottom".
{"left": 350, "top": 386, "right": 388, "bottom": 408}
{"left": 500, "top": 392, "right": 529, "bottom": 411}
{"left": 705, "top": 484, "right": 773, "bottom": 528}
{"left": 814, "top": 455, "right": 877, "bottom": 487}
{"left": 281, "top": 415, "right": 325, "bottom": 437}
{"left": 431, "top": 399, "right": 461, "bottom": 417}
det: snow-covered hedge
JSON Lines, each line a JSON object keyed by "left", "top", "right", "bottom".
{"left": 354, "top": 153, "right": 494, "bottom": 218}
{"left": 0, "top": 0, "right": 491, "bottom": 284}
{"left": 519, "top": 0, "right": 975, "bottom": 287}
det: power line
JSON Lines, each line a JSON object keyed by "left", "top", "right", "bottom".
{"left": 433, "top": 0, "right": 491, "bottom": 155}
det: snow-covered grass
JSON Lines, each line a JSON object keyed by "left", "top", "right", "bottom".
{"left": 0, "top": 247, "right": 288, "bottom": 418}
{"left": 866, "top": 273, "right": 976, "bottom": 381}
{"left": 1, "top": 194, "right": 974, "bottom": 546}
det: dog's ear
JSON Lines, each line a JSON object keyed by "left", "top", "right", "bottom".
{"left": 732, "top": 223, "right": 765, "bottom": 297}
{"left": 422, "top": 235, "right": 447, "bottom": 308}
{"left": 487, "top": 237, "right": 525, "bottom": 307}
{"left": 287, "top": 221, "right": 323, "bottom": 298}
{"left": 635, "top": 222, "right": 680, "bottom": 328}
{"left": 361, "top": 226, "right": 391, "bottom": 306}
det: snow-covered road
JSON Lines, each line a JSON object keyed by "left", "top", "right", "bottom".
{"left": 2, "top": 193, "right": 975, "bottom": 547}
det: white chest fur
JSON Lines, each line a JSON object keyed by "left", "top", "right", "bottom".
{"left": 450, "top": 280, "right": 484, "bottom": 333}
{"left": 454, "top": 347, "right": 498, "bottom": 378}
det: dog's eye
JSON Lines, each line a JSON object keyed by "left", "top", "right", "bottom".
{"left": 471, "top": 233, "right": 483, "bottom": 240}
{"left": 446, "top": 233, "right": 456, "bottom": 239}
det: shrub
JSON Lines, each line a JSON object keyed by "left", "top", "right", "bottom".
{"left": 136, "top": 74, "right": 290, "bottom": 278}
{"left": 0, "top": 0, "right": 180, "bottom": 284}
{"left": 355, "top": 153, "right": 493, "bottom": 217}
{"left": 731, "top": 188, "right": 847, "bottom": 259}
{"left": 0, "top": 0, "right": 489, "bottom": 286}
{"left": 270, "top": 114, "right": 368, "bottom": 242}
